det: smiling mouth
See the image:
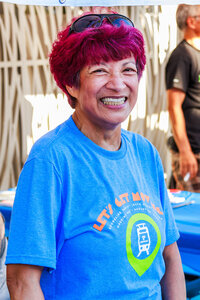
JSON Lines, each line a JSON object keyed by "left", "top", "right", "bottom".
{"left": 100, "top": 97, "right": 127, "bottom": 105}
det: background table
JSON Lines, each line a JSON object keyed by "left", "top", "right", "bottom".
{"left": 171, "top": 190, "right": 200, "bottom": 299}
{"left": 171, "top": 190, "right": 200, "bottom": 276}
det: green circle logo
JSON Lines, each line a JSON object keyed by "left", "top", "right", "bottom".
{"left": 126, "top": 213, "right": 161, "bottom": 276}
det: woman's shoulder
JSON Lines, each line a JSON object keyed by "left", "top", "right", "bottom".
{"left": 122, "top": 129, "right": 161, "bottom": 161}
{"left": 27, "top": 116, "right": 74, "bottom": 162}
{"left": 122, "top": 129, "right": 157, "bottom": 150}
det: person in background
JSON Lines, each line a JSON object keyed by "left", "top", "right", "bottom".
{"left": 0, "top": 213, "right": 10, "bottom": 300}
{"left": 166, "top": 4, "right": 200, "bottom": 192}
{"left": 6, "top": 12, "right": 185, "bottom": 299}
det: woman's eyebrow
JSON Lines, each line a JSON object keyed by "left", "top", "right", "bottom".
{"left": 122, "top": 61, "right": 136, "bottom": 66}
{"left": 89, "top": 62, "right": 107, "bottom": 68}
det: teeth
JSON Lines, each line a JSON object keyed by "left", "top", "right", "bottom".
{"left": 101, "top": 97, "right": 126, "bottom": 105}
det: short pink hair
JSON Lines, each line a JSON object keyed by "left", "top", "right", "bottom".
{"left": 49, "top": 13, "right": 146, "bottom": 107}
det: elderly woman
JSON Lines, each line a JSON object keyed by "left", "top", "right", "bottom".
{"left": 6, "top": 13, "right": 185, "bottom": 299}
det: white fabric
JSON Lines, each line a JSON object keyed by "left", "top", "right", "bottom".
{"left": 0, "top": 238, "right": 10, "bottom": 300}
{"left": 1, "top": 0, "right": 200, "bottom": 6}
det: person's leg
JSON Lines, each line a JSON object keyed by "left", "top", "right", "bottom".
{"left": 168, "top": 172, "right": 177, "bottom": 189}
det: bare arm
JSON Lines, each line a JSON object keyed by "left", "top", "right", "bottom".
{"left": 167, "top": 88, "right": 198, "bottom": 178}
{"left": 7, "top": 264, "right": 44, "bottom": 300}
{"left": 161, "top": 242, "right": 186, "bottom": 300}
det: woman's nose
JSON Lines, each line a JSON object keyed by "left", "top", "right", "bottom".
{"left": 105, "top": 74, "right": 126, "bottom": 91}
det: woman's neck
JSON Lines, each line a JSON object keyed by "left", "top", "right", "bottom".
{"left": 72, "top": 112, "right": 122, "bottom": 151}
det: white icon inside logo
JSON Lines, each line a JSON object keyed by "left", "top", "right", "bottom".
{"left": 59, "top": 0, "right": 66, "bottom": 3}
{"left": 136, "top": 223, "right": 151, "bottom": 257}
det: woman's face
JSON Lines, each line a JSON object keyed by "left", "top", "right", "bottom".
{"left": 67, "top": 56, "right": 139, "bottom": 130}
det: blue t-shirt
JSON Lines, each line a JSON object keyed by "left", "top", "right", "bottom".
{"left": 6, "top": 116, "right": 179, "bottom": 299}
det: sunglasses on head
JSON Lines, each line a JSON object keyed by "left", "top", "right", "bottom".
{"left": 69, "top": 14, "right": 134, "bottom": 35}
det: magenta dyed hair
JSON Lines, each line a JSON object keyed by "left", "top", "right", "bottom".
{"left": 49, "top": 13, "right": 146, "bottom": 107}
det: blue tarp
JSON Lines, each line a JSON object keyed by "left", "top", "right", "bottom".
{"left": 172, "top": 191, "right": 200, "bottom": 275}
{"left": 0, "top": 205, "right": 11, "bottom": 237}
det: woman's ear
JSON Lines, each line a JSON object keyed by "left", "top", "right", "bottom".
{"left": 66, "top": 85, "right": 79, "bottom": 99}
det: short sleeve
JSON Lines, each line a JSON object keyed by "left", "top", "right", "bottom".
{"left": 6, "top": 158, "right": 63, "bottom": 270}
{"left": 165, "top": 54, "right": 190, "bottom": 92}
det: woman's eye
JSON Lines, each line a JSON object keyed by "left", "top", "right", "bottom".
{"left": 92, "top": 69, "right": 106, "bottom": 73}
{"left": 124, "top": 68, "right": 137, "bottom": 73}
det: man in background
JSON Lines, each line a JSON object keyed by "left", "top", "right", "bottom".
{"left": 165, "top": 4, "right": 200, "bottom": 192}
